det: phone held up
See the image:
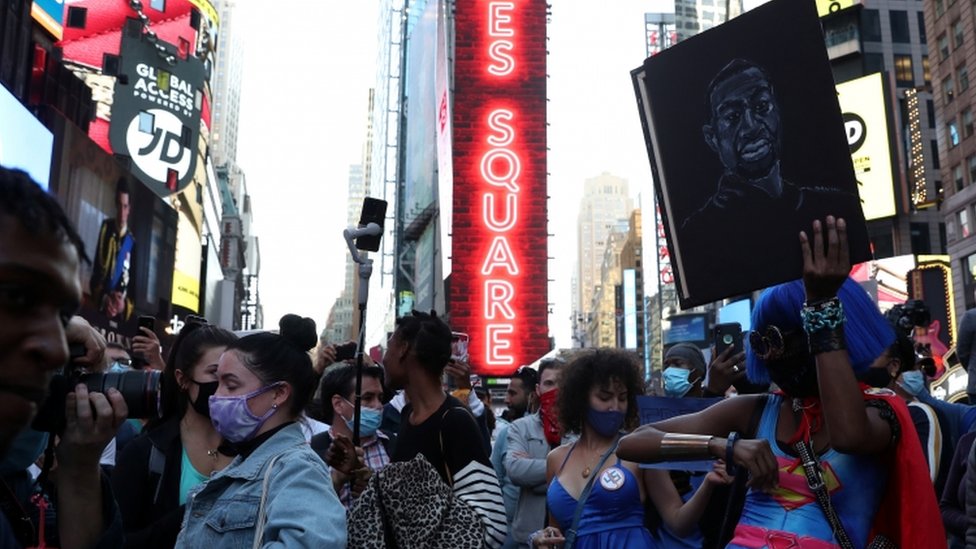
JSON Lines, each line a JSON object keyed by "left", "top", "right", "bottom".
{"left": 132, "top": 315, "right": 155, "bottom": 368}
{"left": 334, "top": 342, "right": 358, "bottom": 362}
{"left": 714, "top": 322, "right": 742, "bottom": 357}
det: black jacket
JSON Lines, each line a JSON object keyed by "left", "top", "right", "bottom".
{"left": 110, "top": 418, "right": 184, "bottom": 549}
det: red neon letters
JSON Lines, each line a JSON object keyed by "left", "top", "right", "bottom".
{"left": 452, "top": 0, "right": 548, "bottom": 375}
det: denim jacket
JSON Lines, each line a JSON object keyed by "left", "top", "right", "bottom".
{"left": 174, "top": 423, "right": 346, "bottom": 548}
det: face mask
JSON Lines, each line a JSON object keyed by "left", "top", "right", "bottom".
{"left": 0, "top": 428, "right": 49, "bottom": 475}
{"left": 209, "top": 383, "right": 281, "bottom": 443}
{"left": 342, "top": 399, "right": 383, "bottom": 438}
{"left": 188, "top": 380, "right": 219, "bottom": 419}
{"left": 108, "top": 361, "right": 130, "bottom": 373}
{"left": 858, "top": 367, "right": 893, "bottom": 389}
{"left": 663, "top": 367, "right": 694, "bottom": 398}
{"left": 766, "top": 357, "right": 819, "bottom": 398}
{"left": 898, "top": 370, "right": 926, "bottom": 396}
{"left": 539, "top": 389, "right": 561, "bottom": 445}
{"left": 587, "top": 407, "right": 625, "bottom": 437}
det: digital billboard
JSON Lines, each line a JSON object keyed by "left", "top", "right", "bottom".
{"left": 32, "top": 0, "right": 65, "bottom": 40}
{"left": 816, "top": 0, "right": 857, "bottom": 16}
{"left": 451, "top": 0, "right": 549, "bottom": 375}
{"left": 664, "top": 313, "right": 707, "bottom": 345}
{"left": 837, "top": 72, "right": 897, "bottom": 221}
{"left": 718, "top": 298, "right": 751, "bottom": 332}
{"left": 50, "top": 116, "right": 177, "bottom": 347}
{"left": 0, "top": 82, "right": 53, "bottom": 189}
{"left": 624, "top": 269, "right": 638, "bottom": 349}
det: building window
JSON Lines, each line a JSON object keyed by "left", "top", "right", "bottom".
{"left": 940, "top": 34, "right": 950, "bottom": 60}
{"left": 962, "top": 65, "right": 972, "bottom": 91}
{"left": 918, "top": 11, "right": 927, "bottom": 43}
{"left": 965, "top": 254, "right": 976, "bottom": 309}
{"left": 965, "top": 107, "right": 975, "bottom": 137}
{"left": 968, "top": 155, "right": 976, "bottom": 182}
{"left": 894, "top": 55, "right": 914, "bottom": 85}
{"left": 949, "top": 118, "right": 961, "bottom": 147}
{"left": 960, "top": 208, "right": 972, "bottom": 238}
{"left": 928, "top": 99, "right": 937, "bottom": 128}
{"left": 936, "top": 0, "right": 945, "bottom": 17}
{"left": 891, "top": 11, "right": 911, "bottom": 43}
{"left": 864, "top": 53, "right": 884, "bottom": 74}
{"left": 924, "top": 55, "right": 932, "bottom": 84}
{"left": 955, "top": 20, "right": 966, "bottom": 49}
{"left": 956, "top": 164, "right": 966, "bottom": 190}
{"left": 933, "top": 140, "right": 941, "bottom": 168}
{"left": 862, "top": 9, "right": 882, "bottom": 41}
{"left": 911, "top": 223, "right": 932, "bottom": 254}
{"left": 945, "top": 75, "right": 956, "bottom": 102}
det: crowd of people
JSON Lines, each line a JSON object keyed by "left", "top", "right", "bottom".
{"left": 2, "top": 160, "right": 976, "bottom": 549}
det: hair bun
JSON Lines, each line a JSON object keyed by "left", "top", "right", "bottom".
{"left": 278, "top": 314, "right": 317, "bottom": 352}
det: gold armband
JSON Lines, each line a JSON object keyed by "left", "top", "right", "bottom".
{"left": 659, "top": 433, "right": 715, "bottom": 460}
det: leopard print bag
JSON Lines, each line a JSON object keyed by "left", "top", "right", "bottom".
{"left": 347, "top": 454, "right": 485, "bottom": 549}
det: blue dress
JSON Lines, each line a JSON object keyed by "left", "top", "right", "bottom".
{"left": 547, "top": 444, "right": 657, "bottom": 549}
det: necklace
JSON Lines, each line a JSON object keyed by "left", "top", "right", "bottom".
{"left": 580, "top": 443, "right": 608, "bottom": 479}
{"left": 206, "top": 448, "right": 219, "bottom": 460}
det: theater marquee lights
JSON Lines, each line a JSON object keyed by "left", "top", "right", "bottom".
{"left": 451, "top": 0, "right": 548, "bottom": 375}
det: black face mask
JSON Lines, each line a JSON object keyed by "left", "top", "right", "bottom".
{"left": 858, "top": 367, "right": 893, "bottom": 389}
{"left": 189, "top": 380, "right": 219, "bottom": 418}
{"left": 765, "top": 357, "right": 819, "bottom": 398}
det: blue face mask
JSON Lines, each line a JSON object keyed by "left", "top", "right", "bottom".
{"left": 663, "top": 367, "right": 694, "bottom": 398}
{"left": 898, "top": 370, "right": 926, "bottom": 396}
{"left": 342, "top": 399, "right": 383, "bottom": 438}
{"left": 0, "top": 428, "right": 49, "bottom": 475}
{"left": 587, "top": 407, "right": 625, "bottom": 437}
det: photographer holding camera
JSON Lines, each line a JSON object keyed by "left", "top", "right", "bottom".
{"left": 0, "top": 167, "right": 127, "bottom": 548}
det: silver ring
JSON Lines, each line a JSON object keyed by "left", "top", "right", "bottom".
{"left": 732, "top": 365, "right": 740, "bottom": 373}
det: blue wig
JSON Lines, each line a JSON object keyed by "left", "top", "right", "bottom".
{"left": 745, "top": 277, "right": 895, "bottom": 384}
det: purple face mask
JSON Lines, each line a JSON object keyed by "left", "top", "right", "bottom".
{"left": 209, "top": 383, "right": 282, "bottom": 443}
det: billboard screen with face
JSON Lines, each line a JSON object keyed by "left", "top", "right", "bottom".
{"left": 450, "top": 0, "right": 549, "bottom": 376}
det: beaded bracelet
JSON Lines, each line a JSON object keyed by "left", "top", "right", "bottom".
{"left": 800, "top": 297, "right": 845, "bottom": 334}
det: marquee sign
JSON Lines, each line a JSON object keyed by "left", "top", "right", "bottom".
{"left": 451, "top": 0, "right": 549, "bottom": 375}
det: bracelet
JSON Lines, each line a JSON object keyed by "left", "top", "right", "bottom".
{"left": 800, "top": 297, "right": 845, "bottom": 334}
{"left": 725, "top": 432, "right": 740, "bottom": 476}
{"left": 659, "top": 433, "right": 715, "bottom": 460}
{"left": 807, "top": 325, "right": 847, "bottom": 355}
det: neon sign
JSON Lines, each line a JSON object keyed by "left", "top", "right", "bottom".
{"left": 451, "top": 0, "right": 548, "bottom": 375}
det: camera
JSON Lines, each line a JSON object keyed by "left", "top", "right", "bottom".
{"left": 334, "top": 342, "right": 358, "bottom": 362}
{"left": 884, "top": 300, "right": 931, "bottom": 338}
{"left": 32, "top": 343, "right": 161, "bottom": 433}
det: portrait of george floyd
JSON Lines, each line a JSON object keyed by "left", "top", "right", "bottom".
{"left": 633, "top": 0, "right": 871, "bottom": 309}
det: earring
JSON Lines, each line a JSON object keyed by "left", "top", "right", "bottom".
{"left": 272, "top": 403, "right": 278, "bottom": 409}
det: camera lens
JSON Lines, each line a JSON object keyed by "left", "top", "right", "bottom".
{"left": 82, "top": 370, "right": 161, "bottom": 419}
{"left": 722, "top": 334, "right": 734, "bottom": 344}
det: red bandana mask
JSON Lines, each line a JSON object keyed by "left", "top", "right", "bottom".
{"left": 539, "top": 389, "right": 561, "bottom": 446}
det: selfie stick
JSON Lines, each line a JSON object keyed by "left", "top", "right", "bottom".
{"left": 343, "top": 222, "right": 382, "bottom": 446}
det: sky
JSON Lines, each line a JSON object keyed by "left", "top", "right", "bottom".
{"left": 236, "top": 0, "right": 676, "bottom": 346}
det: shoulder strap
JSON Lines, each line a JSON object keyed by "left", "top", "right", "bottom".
{"left": 149, "top": 444, "right": 166, "bottom": 506}
{"left": 251, "top": 443, "right": 305, "bottom": 549}
{"left": 793, "top": 440, "right": 855, "bottom": 549}
{"left": 564, "top": 436, "right": 620, "bottom": 549}
{"left": 438, "top": 405, "right": 474, "bottom": 486}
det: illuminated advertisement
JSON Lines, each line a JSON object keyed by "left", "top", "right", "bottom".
{"left": 436, "top": 0, "right": 453, "bottom": 278}
{"left": 909, "top": 257, "right": 956, "bottom": 375}
{"left": 837, "top": 73, "right": 897, "bottom": 221}
{"left": 50, "top": 116, "right": 177, "bottom": 347}
{"left": 851, "top": 254, "right": 915, "bottom": 311}
{"left": 623, "top": 269, "right": 638, "bottom": 349}
{"left": 451, "top": 0, "right": 549, "bottom": 375}
{"left": 664, "top": 313, "right": 707, "bottom": 346}
{"left": 0, "top": 82, "right": 53, "bottom": 189}
{"left": 32, "top": 0, "right": 65, "bottom": 40}
{"left": 718, "top": 299, "right": 751, "bottom": 332}
{"left": 110, "top": 26, "right": 206, "bottom": 196}
{"left": 817, "top": 0, "right": 857, "bottom": 16}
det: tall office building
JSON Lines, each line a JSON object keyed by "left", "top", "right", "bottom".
{"left": 575, "top": 173, "right": 633, "bottom": 346}
{"left": 674, "top": 0, "right": 742, "bottom": 40}
{"left": 210, "top": 0, "right": 245, "bottom": 168}
{"left": 324, "top": 163, "right": 367, "bottom": 344}
{"left": 822, "top": 4, "right": 944, "bottom": 263}
{"left": 923, "top": 0, "right": 976, "bottom": 313}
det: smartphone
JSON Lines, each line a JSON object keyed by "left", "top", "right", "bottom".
{"left": 714, "top": 322, "right": 743, "bottom": 357}
{"left": 138, "top": 315, "right": 155, "bottom": 333}
{"left": 355, "top": 197, "right": 388, "bottom": 252}
{"left": 334, "top": 342, "right": 358, "bottom": 361}
{"left": 451, "top": 332, "right": 470, "bottom": 363}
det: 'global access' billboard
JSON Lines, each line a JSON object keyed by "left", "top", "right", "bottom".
{"left": 450, "top": 0, "right": 549, "bottom": 375}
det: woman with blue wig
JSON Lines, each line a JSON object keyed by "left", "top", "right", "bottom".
{"left": 618, "top": 216, "right": 944, "bottom": 548}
